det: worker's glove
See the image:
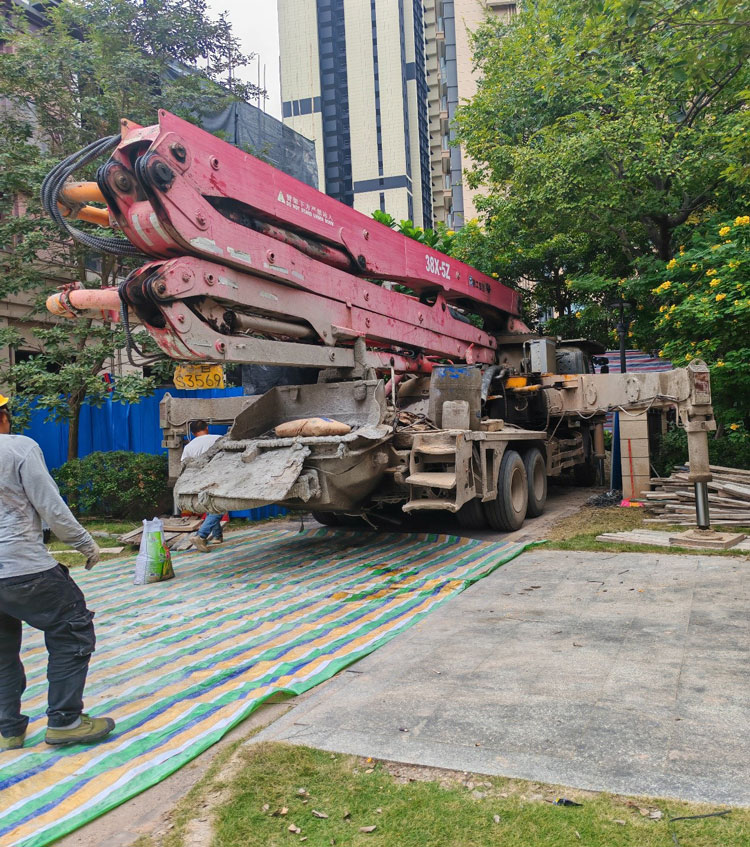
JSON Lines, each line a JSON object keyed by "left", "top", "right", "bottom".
{"left": 81, "top": 541, "right": 101, "bottom": 571}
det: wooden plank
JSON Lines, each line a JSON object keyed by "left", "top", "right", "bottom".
{"left": 720, "top": 483, "right": 750, "bottom": 502}
{"left": 707, "top": 464, "right": 750, "bottom": 478}
{"left": 596, "top": 531, "right": 672, "bottom": 547}
{"left": 162, "top": 518, "right": 203, "bottom": 532}
{"left": 119, "top": 528, "right": 143, "bottom": 544}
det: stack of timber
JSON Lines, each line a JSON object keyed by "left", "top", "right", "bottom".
{"left": 644, "top": 464, "right": 750, "bottom": 526}
{"left": 119, "top": 517, "right": 203, "bottom": 551}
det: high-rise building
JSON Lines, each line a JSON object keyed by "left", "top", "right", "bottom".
{"left": 425, "top": 0, "right": 517, "bottom": 228}
{"left": 278, "top": 0, "right": 433, "bottom": 228}
{"left": 278, "top": 0, "right": 516, "bottom": 230}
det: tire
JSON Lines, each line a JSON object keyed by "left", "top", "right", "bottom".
{"left": 456, "top": 497, "right": 487, "bottom": 530}
{"left": 523, "top": 447, "right": 547, "bottom": 518}
{"left": 482, "top": 449, "right": 528, "bottom": 532}
{"left": 311, "top": 511, "right": 342, "bottom": 527}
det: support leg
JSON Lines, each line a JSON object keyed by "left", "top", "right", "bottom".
{"left": 694, "top": 481, "right": 711, "bottom": 530}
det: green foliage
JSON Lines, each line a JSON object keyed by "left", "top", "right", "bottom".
{"left": 371, "top": 210, "right": 457, "bottom": 254}
{"left": 653, "top": 426, "right": 750, "bottom": 478}
{"left": 53, "top": 451, "right": 169, "bottom": 518}
{"left": 624, "top": 214, "right": 750, "bottom": 425}
{"left": 455, "top": 0, "right": 750, "bottom": 356}
{"left": 458, "top": 0, "right": 749, "bottom": 261}
{"left": 0, "top": 0, "right": 259, "bottom": 458}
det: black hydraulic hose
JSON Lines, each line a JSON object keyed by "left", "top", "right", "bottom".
{"left": 481, "top": 365, "right": 506, "bottom": 402}
{"left": 117, "top": 272, "right": 165, "bottom": 367}
{"left": 41, "top": 134, "right": 144, "bottom": 258}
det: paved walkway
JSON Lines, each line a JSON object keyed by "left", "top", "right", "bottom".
{"left": 255, "top": 548, "right": 750, "bottom": 805}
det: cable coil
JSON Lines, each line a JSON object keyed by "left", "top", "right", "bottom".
{"left": 41, "top": 134, "right": 143, "bottom": 258}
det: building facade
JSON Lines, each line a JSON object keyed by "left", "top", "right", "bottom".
{"left": 279, "top": 0, "right": 433, "bottom": 228}
{"left": 426, "top": 0, "right": 517, "bottom": 228}
{"left": 279, "top": 0, "right": 516, "bottom": 230}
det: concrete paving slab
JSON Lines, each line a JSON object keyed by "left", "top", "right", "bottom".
{"left": 254, "top": 548, "right": 750, "bottom": 806}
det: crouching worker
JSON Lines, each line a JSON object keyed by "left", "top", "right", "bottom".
{"left": 182, "top": 420, "right": 224, "bottom": 552}
{"left": 0, "top": 395, "right": 115, "bottom": 751}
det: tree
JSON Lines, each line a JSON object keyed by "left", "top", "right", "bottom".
{"left": 455, "top": 0, "right": 750, "bottom": 343}
{"left": 624, "top": 212, "right": 750, "bottom": 433}
{"left": 0, "top": 0, "right": 261, "bottom": 459}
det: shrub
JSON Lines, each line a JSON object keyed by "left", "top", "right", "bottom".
{"left": 652, "top": 427, "right": 750, "bottom": 478}
{"left": 626, "top": 213, "right": 750, "bottom": 428}
{"left": 53, "top": 451, "right": 170, "bottom": 518}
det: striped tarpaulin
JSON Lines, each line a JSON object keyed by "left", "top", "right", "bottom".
{"left": 596, "top": 350, "right": 673, "bottom": 374}
{"left": 0, "top": 525, "right": 529, "bottom": 847}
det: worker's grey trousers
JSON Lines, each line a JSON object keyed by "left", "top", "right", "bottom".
{"left": 0, "top": 564, "right": 96, "bottom": 738}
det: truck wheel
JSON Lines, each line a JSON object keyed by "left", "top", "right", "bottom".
{"left": 524, "top": 448, "right": 547, "bottom": 518}
{"left": 311, "top": 511, "right": 342, "bottom": 527}
{"left": 483, "top": 449, "right": 528, "bottom": 532}
{"left": 456, "top": 498, "right": 487, "bottom": 530}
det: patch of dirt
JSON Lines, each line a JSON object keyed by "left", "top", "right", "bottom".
{"left": 179, "top": 743, "right": 250, "bottom": 847}
{"left": 368, "top": 757, "right": 599, "bottom": 805}
{"left": 53, "top": 703, "right": 290, "bottom": 847}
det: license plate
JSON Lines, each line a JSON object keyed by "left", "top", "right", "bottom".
{"left": 173, "top": 364, "right": 225, "bottom": 390}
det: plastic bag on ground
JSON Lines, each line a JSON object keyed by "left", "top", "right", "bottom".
{"left": 134, "top": 517, "right": 175, "bottom": 584}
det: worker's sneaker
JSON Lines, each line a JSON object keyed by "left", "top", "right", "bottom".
{"left": 211, "top": 533, "right": 224, "bottom": 544}
{"left": 191, "top": 534, "right": 209, "bottom": 552}
{"left": 0, "top": 732, "right": 25, "bottom": 752}
{"left": 45, "top": 714, "right": 115, "bottom": 746}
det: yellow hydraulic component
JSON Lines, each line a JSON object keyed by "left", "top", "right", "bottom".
{"left": 505, "top": 376, "right": 528, "bottom": 389}
{"left": 60, "top": 182, "right": 106, "bottom": 205}
{"left": 57, "top": 182, "right": 110, "bottom": 228}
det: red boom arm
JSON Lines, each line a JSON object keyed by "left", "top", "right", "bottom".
{"left": 61, "top": 111, "right": 530, "bottom": 372}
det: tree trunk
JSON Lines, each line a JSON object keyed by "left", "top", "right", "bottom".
{"left": 654, "top": 218, "right": 673, "bottom": 260}
{"left": 67, "top": 389, "right": 85, "bottom": 462}
{"left": 554, "top": 273, "right": 567, "bottom": 318}
{"left": 658, "top": 221, "right": 672, "bottom": 260}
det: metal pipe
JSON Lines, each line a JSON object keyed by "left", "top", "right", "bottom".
{"left": 59, "top": 181, "right": 107, "bottom": 205}
{"left": 46, "top": 287, "right": 122, "bottom": 318}
{"left": 694, "top": 481, "right": 710, "bottom": 530}
{"left": 617, "top": 300, "right": 627, "bottom": 373}
{"left": 253, "top": 220, "right": 354, "bottom": 272}
{"left": 228, "top": 311, "right": 315, "bottom": 339}
{"left": 58, "top": 203, "right": 111, "bottom": 227}
{"left": 58, "top": 182, "right": 110, "bottom": 227}
{"left": 481, "top": 365, "right": 504, "bottom": 402}
{"left": 75, "top": 205, "right": 111, "bottom": 227}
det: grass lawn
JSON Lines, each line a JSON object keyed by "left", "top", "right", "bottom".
{"left": 48, "top": 516, "right": 276, "bottom": 566}
{"left": 146, "top": 742, "right": 748, "bottom": 847}
{"left": 545, "top": 505, "right": 750, "bottom": 556}
{"left": 48, "top": 518, "right": 140, "bottom": 567}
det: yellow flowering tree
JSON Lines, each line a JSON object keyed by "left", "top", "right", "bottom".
{"left": 455, "top": 0, "right": 749, "bottom": 343}
{"left": 625, "top": 215, "right": 750, "bottom": 432}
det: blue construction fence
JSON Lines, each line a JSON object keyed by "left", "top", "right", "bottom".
{"left": 23, "top": 386, "right": 287, "bottom": 522}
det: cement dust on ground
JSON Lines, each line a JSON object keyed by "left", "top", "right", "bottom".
{"left": 257, "top": 545, "right": 750, "bottom": 807}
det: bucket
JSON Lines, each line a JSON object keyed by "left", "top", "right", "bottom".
{"left": 428, "top": 365, "right": 482, "bottom": 430}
